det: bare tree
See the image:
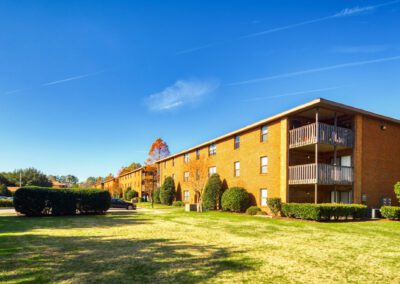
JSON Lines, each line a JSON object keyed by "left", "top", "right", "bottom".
{"left": 184, "top": 155, "right": 209, "bottom": 212}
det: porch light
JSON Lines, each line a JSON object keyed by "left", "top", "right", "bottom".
{"left": 381, "top": 124, "right": 387, "bottom": 131}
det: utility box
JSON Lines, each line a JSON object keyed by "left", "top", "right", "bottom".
{"left": 185, "top": 204, "right": 197, "bottom": 212}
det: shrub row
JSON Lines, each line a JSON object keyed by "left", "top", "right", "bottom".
{"left": 14, "top": 187, "right": 111, "bottom": 216}
{"left": 381, "top": 206, "right": 400, "bottom": 220}
{"left": 0, "top": 199, "right": 13, "bottom": 208}
{"left": 245, "top": 206, "right": 261, "bottom": 215}
{"left": 281, "top": 203, "right": 367, "bottom": 221}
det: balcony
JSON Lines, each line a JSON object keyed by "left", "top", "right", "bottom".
{"left": 289, "top": 163, "right": 353, "bottom": 185}
{"left": 289, "top": 122, "right": 353, "bottom": 149}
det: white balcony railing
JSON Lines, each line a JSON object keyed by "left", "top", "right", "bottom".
{"left": 289, "top": 163, "right": 354, "bottom": 185}
{"left": 289, "top": 122, "right": 353, "bottom": 149}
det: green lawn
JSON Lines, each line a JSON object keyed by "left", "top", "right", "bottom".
{"left": 1, "top": 207, "right": 400, "bottom": 283}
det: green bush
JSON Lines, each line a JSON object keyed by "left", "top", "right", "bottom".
{"left": 160, "top": 177, "right": 175, "bottom": 205}
{"left": 246, "top": 206, "right": 261, "bottom": 215}
{"left": 13, "top": 187, "right": 111, "bottom": 216}
{"left": 172, "top": 201, "right": 184, "bottom": 207}
{"left": 281, "top": 203, "right": 367, "bottom": 221}
{"left": 267, "top": 198, "right": 282, "bottom": 216}
{"left": 202, "top": 174, "right": 223, "bottom": 210}
{"left": 221, "top": 187, "right": 250, "bottom": 212}
{"left": 154, "top": 187, "right": 161, "bottom": 204}
{"left": 395, "top": 182, "right": 400, "bottom": 202}
{"left": 0, "top": 184, "right": 12, "bottom": 197}
{"left": 381, "top": 206, "right": 400, "bottom": 220}
{"left": 124, "top": 189, "right": 137, "bottom": 201}
{"left": 0, "top": 199, "right": 13, "bottom": 208}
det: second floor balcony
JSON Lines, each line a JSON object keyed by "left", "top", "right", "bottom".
{"left": 289, "top": 122, "right": 354, "bottom": 149}
{"left": 289, "top": 163, "right": 354, "bottom": 185}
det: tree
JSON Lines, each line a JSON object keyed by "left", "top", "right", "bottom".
{"left": 1, "top": 168, "right": 51, "bottom": 187}
{"left": 0, "top": 174, "right": 12, "bottom": 186}
{"left": 203, "top": 173, "right": 223, "bottom": 211}
{"left": 146, "top": 138, "right": 170, "bottom": 208}
{"left": 184, "top": 155, "right": 209, "bottom": 212}
{"left": 395, "top": 182, "right": 400, "bottom": 202}
{"left": 119, "top": 162, "right": 142, "bottom": 175}
{"left": 57, "top": 175, "right": 79, "bottom": 187}
{"left": 0, "top": 184, "right": 12, "bottom": 197}
{"left": 160, "top": 176, "right": 175, "bottom": 205}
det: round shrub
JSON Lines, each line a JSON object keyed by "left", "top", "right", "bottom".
{"left": 202, "top": 173, "right": 222, "bottom": 210}
{"left": 381, "top": 206, "right": 400, "bottom": 220}
{"left": 267, "top": 198, "right": 282, "bottom": 216}
{"left": 172, "top": 201, "right": 183, "bottom": 207}
{"left": 125, "top": 189, "right": 137, "bottom": 201}
{"left": 160, "top": 177, "right": 175, "bottom": 205}
{"left": 154, "top": 187, "right": 161, "bottom": 204}
{"left": 0, "top": 184, "right": 12, "bottom": 197}
{"left": 246, "top": 206, "right": 261, "bottom": 215}
{"left": 221, "top": 187, "right": 250, "bottom": 212}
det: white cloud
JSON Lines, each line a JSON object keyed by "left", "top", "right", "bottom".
{"left": 333, "top": 6, "right": 375, "bottom": 17}
{"left": 146, "top": 79, "right": 219, "bottom": 111}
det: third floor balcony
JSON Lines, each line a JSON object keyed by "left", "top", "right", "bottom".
{"left": 289, "top": 122, "right": 354, "bottom": 149}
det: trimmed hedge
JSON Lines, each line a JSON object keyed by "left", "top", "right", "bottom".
{"left": 381, "top": 206, "right": 400, "bottom": 220}
{"left": 0, "top": 199, "right": 13, "bottom": 208}
{"left": 267, "top": 198, "right": 282, "bottom": 216}
{"left": 124, "top": 189, "right": 138, "bottom": 201}
{"left": 203, "top": 174, "right": 223, "bottom": 210}
{"left": 246, "top": 206, "right": 261, "bottom": 215}
{"left": 160, "top": 177, "right": 175, "bottom": 205}
{"left": 14, "top": 187, "right": 111, "bottom": 216}
{"left": 172, "top": 201, "right": 184, "bottom": 207}
{"left": 281, "top": 203, "right": 367, "bottom": 221}
{"left": 221, "top": 187, "right": 250, "bottom": 212}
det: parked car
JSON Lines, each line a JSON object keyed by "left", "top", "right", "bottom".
{"left": 110, "top": 198, "right": 136, "bottom": 210}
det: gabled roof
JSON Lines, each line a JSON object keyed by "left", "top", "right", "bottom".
{"left": 156, "top": 98, "right": 400, "bottom": 163}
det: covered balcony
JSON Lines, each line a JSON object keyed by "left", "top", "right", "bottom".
{"left": 289, "top": 122, "right": 354, "bottom": 149}
{"left": 289, "top": 163, "right": 353, "bottom": 185}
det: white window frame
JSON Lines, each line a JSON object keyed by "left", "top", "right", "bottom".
{"left": 261, "top": 125, "right": 268, "bottom": 142}
{"left": 234, "top": 135, "right": 240, "bottom": 149}
{"left": 260, "top": 189, "right": 268, "bottom": 206}
{"left": 209, "top": 143, "right": 217, "bottom": 156}
{"left": 184, "top": 153, "right": 190, "bottom": 164}
{"left": 208, "top": 166, "right": 217, "bottom": 177}
{"left": 234, "top": 161, "right": 240, "bottom": 177}
{"left": 184, "top": 190, "right": 189, "bottom": 202}
{"left": 260, "top": 156, "right": 268, "bottom": 174}
{"left": 184, "top": 171, "right": 189, "bottom": 182}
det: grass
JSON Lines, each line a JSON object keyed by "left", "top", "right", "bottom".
{"left": 1, "top": 207, "right": 400, "bottom": 283}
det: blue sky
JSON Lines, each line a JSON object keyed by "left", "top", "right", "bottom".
{"left": 1, "top": 0, "right": 399, "bottom": 181}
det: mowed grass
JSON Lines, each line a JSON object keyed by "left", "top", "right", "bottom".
{"left": 1, "top": 206, "right": 400, "bottom": 284}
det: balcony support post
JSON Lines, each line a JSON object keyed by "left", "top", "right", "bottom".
{"left": 315, "top": 108, "right": 319, "bottom": 204}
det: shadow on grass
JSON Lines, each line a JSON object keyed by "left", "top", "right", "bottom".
{"left": 0, "top": 211, "right": 147, "bottom": 234}
{"left": 0, "top": 235, "right": 255, "bottom": 283}
{"left": 0, "top": 212, "right": 257, "bottom": 283}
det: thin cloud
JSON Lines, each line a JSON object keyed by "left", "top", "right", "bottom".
{"left": 42, "top": 70, "right": 106, "bottom": 86}
{"left": 177, "top": 0, "right": 400, "bottom": 54}
{"left": 146, "top": 79, "right": 220, "bottom": 111}
{"left": 330, "top": 45, "right": 390, "bottom": 54}
{"left": 226, "top": 55, "right": 400, "bottom": 86}
{"left": 242, "top": 86, "right": 344, "bottom": 102}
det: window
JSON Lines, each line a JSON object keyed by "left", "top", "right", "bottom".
{"left": 234, "top": 135, "right": 240, "bottom": 149}
{"left": 196, "top": 149, "right": 200, "bottom": 160}
{"left": 184, "top": 153, "right": 190, "bottom": 163}
{"left": 209, "top": 166, "right": 216, "bottom": 177}
{"left": 172, "top": 158, "right": 175, "bottom": 167}
{"left": 260, "top": 156, "right": 268, "bottom": 174}
{"left": 261, "top": 125, "right": 268, "bottom": 142}
{"left": 172, "top": 174, "right": 175, "bottom": 180}
{"left": 234, "top": 161, "right": 240, "bottom": 177}
{"left": 184, "top": 171, "right": 189, "bottom": 182}
{"left": 184, "top": 191, "right": 189, "bottom": 202}
{"left": 260, "top": 189, "right": 268, "bottom": 206}
{"left": 209, "top": 143, "right": 216, "bottom": 156}
{"left": 196, "top": 170, "right": 200, "bottom": 180}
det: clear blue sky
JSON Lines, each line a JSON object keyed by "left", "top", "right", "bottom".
{"left": 1, "top": 0, "right": 399, "bottom": 181}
